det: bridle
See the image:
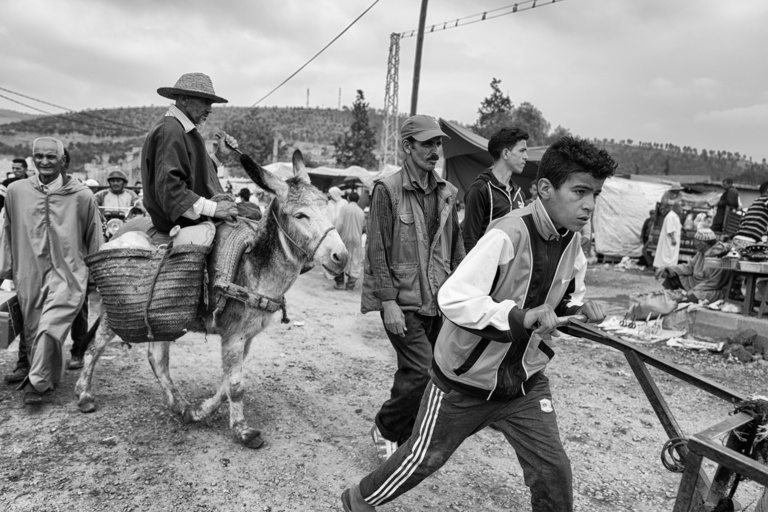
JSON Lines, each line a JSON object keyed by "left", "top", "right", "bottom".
{"left": 270, "top": 210, "right": 335, "bottom": 266}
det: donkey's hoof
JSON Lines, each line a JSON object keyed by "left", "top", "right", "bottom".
{"left": 236, "top": 427, "right": 264, "bottom": 449}
{"left": 78, "top": 400, "right": 97, "bottom": 414}
{"left": 181, "top": 406, "right": 198, "bottom": 424}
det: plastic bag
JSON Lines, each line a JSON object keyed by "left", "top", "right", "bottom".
{"left": 631, "top": 290, "right": 681, "bottom": 319}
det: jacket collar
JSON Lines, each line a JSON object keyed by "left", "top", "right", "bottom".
{"left": 401, "top": 158, "right": 444, "bottom": 194}
{"left": 166, "top": 104, "right": 197, "bottom": 133}
{"left": 530, "top": 198, "right": 566, "bottom": 241}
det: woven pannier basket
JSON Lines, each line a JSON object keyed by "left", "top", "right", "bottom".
{"left": 85, "top": 244, "right": 211, "bottom": 343}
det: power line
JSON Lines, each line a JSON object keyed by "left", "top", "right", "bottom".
{"left": 251, "top": 0, "right": 382, "bottom": 107}
{"left": 0, "top": 86, "right": 145, "bottom": 133}
{"left": 0, "top": 91, "right": 140, "bottom": 134}
{"left": 399, "top": 0, "right": 565, "bottom": 38}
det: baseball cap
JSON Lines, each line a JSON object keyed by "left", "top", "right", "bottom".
{"left": 400, "top": 115, "right": 450, "bottom": 142}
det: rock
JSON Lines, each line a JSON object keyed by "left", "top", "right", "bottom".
{"left": 730, "top": 345, "right": 753, "bottom": 363}
{"left": 754, "top": 337, "right": 768, "bottom": 356}
{"left": 729, "top": 329, "right": 758, "bottom": 346}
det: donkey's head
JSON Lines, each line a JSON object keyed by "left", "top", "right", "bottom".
{"left": 239, "top": 151, "right": 348, "bottom": 275}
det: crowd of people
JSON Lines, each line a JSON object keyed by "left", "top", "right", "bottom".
{"left": 642, "top": 178, "right": 768, "bottom": 308}
{"left": 9, "top": 70, "right": 765, "bottom": 512}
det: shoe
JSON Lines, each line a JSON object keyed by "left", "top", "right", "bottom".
{"left": 4, "top": 366, "right": 29, "bottom": 384}
{"left": 23, "top": 384, "right": 53, "bottom": 406}
{"left": 341, "top": 489, "right": 353, "bottom": 512}
{"left": 370, "top": 425, "right": 398, "bottom": 463}
{"left": 334, "top": 282, "right": 345, "bottom": 290}
{"left": 68, "top": 356, "right": 84, "bottom": 370}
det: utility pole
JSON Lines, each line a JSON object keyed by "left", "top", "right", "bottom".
{"left": 410, "top": 0, "right": 429, "bottom": 116}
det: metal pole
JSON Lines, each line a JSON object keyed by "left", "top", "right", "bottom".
{"left": 410, "top": 0, "right": 429, "bottom": 116}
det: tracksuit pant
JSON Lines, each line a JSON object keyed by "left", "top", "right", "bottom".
{"left": 374, "top": 312, "right": 442, "bottom": 446}
{"left": 361, "top": 372, "right": 573, "bottom": 511}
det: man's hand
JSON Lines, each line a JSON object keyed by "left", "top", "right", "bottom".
{"left": 577, "top": 301, "right": 606, "bottom": 323}
{"left": 215, "top": 132, "right": 239, "bottom": 158}
{"left": 523, "top": 304, "right": 559, "bottom": 336}
{"left": 212, "top": 200, "right": 238, "bottom": 222}
{"left": 382, "top": 300, "right": 407, "bottom": 337}
{"left": 654, "top": 267, "right": 667, "bottom": 279}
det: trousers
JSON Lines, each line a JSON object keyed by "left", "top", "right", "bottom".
{"left": 374, "top": 311, "right": 442, "bottom": 445}
{"left": 361, "top": 373, "right": 573, "bottom": 511}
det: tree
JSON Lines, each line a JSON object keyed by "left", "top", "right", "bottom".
{"left": 509, "top": 101, "right": 551, "bottom": 145}
{"left": 547, "top": 125, "right": 572, "bottom": 144}
{"left": 474, "top": 78, "right": 514, "bottom": 138}
{"left": 334, "top": 89, "right": 377, "bottom": 169}
{"left": 222, "top": 108, "right": 275, "bottom": 175}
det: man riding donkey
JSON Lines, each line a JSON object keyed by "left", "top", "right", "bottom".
{"left": 139, "top": 72, "right": 253, "bottom": 241}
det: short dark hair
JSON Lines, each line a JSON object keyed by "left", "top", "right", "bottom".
{"left": 536, "top": 136, "right": 617, "bottom": 189}
{"left": 722, "top": 178, "right": 733, "bottom": 186}
{"left": 487, "top": 127, "right": 529, "bottom": 161}
{"left": 12, "top": 158, "right": 27, "bottom": 169}
{"left": 348, "top": 191, "right": 360, "bottom": 202}
{"left": 239, "top": 187, "right": 251, "bottom": 199}
{"left": 759, "top": 181, "right": 768, "bottom": 195}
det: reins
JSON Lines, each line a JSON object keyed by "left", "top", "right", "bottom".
{"left": 270, "top": 210, "right": 334, "bottom": 264}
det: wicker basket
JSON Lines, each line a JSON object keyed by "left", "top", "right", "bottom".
{"left": 86, "top": 244, "right": 211, "bottom": 342}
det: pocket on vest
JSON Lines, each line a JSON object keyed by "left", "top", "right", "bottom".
{"left": 398, "top": 213, "right": 417, "bottom": 242}
{"left": 391, "top": 262, "right": 421, "bottom": 306}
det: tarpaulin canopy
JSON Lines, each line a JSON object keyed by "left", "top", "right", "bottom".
{"left": 259, "top": 162, "right": 376, "bottom": 191}
{"left": 439, "top": 119, "right": 547, "bottom": 200}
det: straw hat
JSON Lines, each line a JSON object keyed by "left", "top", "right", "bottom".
{"left": 157, "top": 73, "right": 228, "bottom": 103}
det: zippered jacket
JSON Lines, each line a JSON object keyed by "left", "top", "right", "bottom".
{"left": 462, "top": 168, "right": 525, "bottom": 253}
{"left": 433, "top": 199, "right": 587, "bottom": 401}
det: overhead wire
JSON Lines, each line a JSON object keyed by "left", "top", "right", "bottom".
{"left": 0, "top": 86, "right": 145, "bottom": 133}
{"left": 251, "top": 0, "right": 382, "bottom": 107}
{"left": 399, "top": 0, "right": 566, "bottom": 38}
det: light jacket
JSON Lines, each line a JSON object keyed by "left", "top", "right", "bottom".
{"left": 433, "top": 199, "right": 587, "bottom": 401}
{"left": 361, "top": 166, "right": 460, "bottom": 316}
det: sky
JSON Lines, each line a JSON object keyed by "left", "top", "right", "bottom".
{"left": 2, "top": 0, "right": 767, "bottom": 164}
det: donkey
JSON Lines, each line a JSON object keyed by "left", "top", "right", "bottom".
{"left": 74, "top": 151, "right": 348, "bottom": 449}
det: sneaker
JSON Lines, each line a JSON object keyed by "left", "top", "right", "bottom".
{"left": 4, "top": 366, "right": 29, "bottom": 385}
{"left": 67, "top": 356, "right": 84, "bottom": 370}
{"left": 334, "top": 282, "right": 345, "bottom": 290}
{"left": 370, "top": 425, "right": 398, "bottom": 463}
{"left": 23, "top": 384, "right": 53, "bottom": 406}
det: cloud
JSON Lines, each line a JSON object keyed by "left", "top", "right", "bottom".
{"left": 695, "top": 104, "right": 768, "bottom": 128}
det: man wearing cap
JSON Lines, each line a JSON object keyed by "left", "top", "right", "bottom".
{"left": 654, "top": 228, "right": 731, "bottom": 303}
{"left": 141, "top": 72, "right": 239, "bottom": 238}
{"left": 94, "top": 169, "right": 138, "bottom": 209}
{"left": 361, "top": 114, "right": 465, "bottom": 462}
{"left": 0, "top": 137, "right": 103, "bottom": 404}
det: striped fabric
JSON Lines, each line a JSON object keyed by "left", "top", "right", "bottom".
{"left": 366, "top": 384, "right": 445, "bottom": 506}
{"left": 736, "top": 194, "right": 768, "bottom": 242}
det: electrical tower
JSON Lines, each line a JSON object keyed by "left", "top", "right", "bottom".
{"left": 380, "top": 32, "right": 401, "bottom": 168}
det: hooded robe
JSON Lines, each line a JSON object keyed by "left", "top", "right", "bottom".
{"left": 0, "top": 176, "right": 103, "bottom": 390}
{"left": 653, "top": 210, "right": 682, "bottom": 268}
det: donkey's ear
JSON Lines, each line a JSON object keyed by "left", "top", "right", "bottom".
{"left": 292, "top": 150, "right": 312, "bottom": 185}
{"left": 240, "top": 153, "right": 287, "bottom": 198}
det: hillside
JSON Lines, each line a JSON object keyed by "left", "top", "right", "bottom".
{"left": 1, "top": 106, "right": 766, "bottom": 184}
{"left": 0, "top": 108, "right": 38, "bottom": 125}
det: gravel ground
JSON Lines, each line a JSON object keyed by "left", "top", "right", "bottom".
{"left": 0, "top": 263, "right": 766, "bottom": 511}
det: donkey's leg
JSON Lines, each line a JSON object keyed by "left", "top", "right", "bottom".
{"left": 221, "top": 332, "right": 264, "bottom": 449}
{"left": 146, "top": 341, "right": 189, "bottom": 416}
{"left": 182, "top": 381, "right": 228, "bottom": 423}
{"left": 75, "top": 313, "right": 117, "bottom": 413}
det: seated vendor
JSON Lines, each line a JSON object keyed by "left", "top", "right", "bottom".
{"left": 654, "top": 228, "right": 732, "bottom": 303}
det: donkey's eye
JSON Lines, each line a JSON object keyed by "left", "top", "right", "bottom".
{"left": 294, "top": 212, "right": 309, "bottom": 220}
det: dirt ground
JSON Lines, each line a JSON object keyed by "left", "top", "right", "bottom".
{"left": 1, "top": 264, "right": 766, "bottom": 512}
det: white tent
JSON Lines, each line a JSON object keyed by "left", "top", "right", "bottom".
{"left": 593, "top": 178, "right": 669, "bottom": 257}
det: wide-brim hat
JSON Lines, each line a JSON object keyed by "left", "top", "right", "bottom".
{"left": 157, "top": 72, "right": 228, "bottom": 103}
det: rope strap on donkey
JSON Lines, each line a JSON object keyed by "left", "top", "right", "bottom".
{"left": 214, "top": 280, "right": 290, "bottom": 323}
